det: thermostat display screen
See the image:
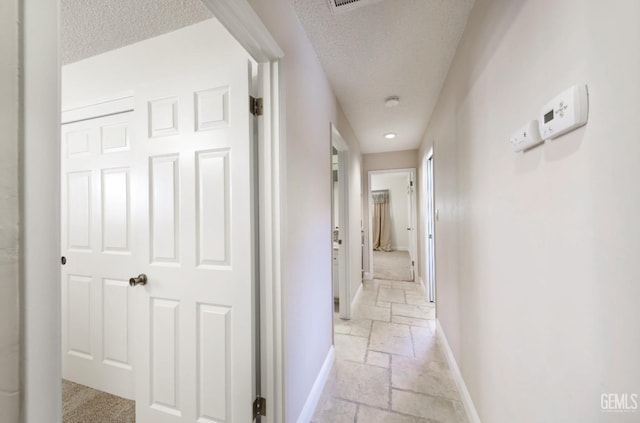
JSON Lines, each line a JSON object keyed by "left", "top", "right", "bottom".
{"left": 544, "top": 110, "right": 554, "bottom": 123}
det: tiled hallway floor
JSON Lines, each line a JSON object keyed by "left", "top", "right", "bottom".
{"left": 312, "top": 279, "right": 469, "bottom": 423}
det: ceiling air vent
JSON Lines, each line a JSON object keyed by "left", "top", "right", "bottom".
{"left": 328, "top": 0, "right": 384, "bottom": 15}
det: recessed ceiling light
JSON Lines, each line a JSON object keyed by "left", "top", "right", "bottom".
{"left": 385, "top": 133, "right": 397, "bottom": 140}
{"left": 385, "top": 96, "right": 400, "bottom": 108}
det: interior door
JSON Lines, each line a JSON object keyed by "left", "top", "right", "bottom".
{"left": 61, "top": 111, "right": 136, "bottom": 399}
{"left": 132, "top": 60, "right": 256, "bottom": 423}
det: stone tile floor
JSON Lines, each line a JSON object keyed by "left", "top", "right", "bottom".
{"left": 312, "top": 279, "right": 469, "bottom": 423}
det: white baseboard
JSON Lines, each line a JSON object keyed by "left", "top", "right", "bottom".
{"left": 363, "top": 272, "right": 373, "bottom": 280}
{"left": 296, "top": 346, "right": 335, "bottom": 423}
{"left": 435, "top": 320, "right": 481, "bottom": 423}
{"left": 392, "top": 246, "right": 409, "bottom": 251}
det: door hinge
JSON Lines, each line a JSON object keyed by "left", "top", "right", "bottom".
{"left": 250, "top": 96, "right": 263, "bottom": 116}
{"left": 410, "top": 180, "right": 413, "bottom": 187}
{"left": 253, "top": 396, "right": 266, "bottom": 419}
{"left": 412, "top": 260, "right": 415, "bottom": 266}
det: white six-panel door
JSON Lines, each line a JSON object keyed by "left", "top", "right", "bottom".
{"left": 61, "top": 111, "right": 136, "bottom": 399}
{"left": 132, "top": 61, "right": 255, "bottom": 423}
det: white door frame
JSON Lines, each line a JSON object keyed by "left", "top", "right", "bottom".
{"left": 22, "top": 1, "right": 286, "bottom": 422}
{"left": 331, "top": 124, "right": 351, "bottom": 320}
{"left": 367, "top": 168, "right": 418, "bottom": 280}
{"left": 422, "top": 149, "right": 436, "bottom": 302}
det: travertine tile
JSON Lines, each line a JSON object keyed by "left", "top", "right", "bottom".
{"left": 370, "top": 321, "right": 414, "bottom": 356}
{"left": 352, "top": 304, "right": 391, "bottom": 322}
{"left": 357, "top": 289, "right": 379, "bottom": 305}
{"left": 366, "top": 350, "right": 390, "bottom": 368}
{"left": 405, "top": 293, "right": 431, "bottom": 306}
{"left": 378, "top": 287, "right": 406, "bottom": 304}
{"left": 392, "top": 356, "right": 460, "bottom": 400}
{"left": 392, "top": 390, "right": 459, "bottom": 422}
{"left": 389, "top": 281, "right": 423, "bottom": 292}
{"left": 334, "top": 316, "right": 372, "bottom": 338}
{"left": 373, "top": 279, "right": 393, "bottom": 288}
{"left": 376, "top": 301, "right": 392, "bottom": 309}
{"left": 335, "top": 333, "right": 368, "bottom": 363}
{"left": 411, "top": 326, "right": 446, "bottom": 362}
{"left": 392, "top": 303, "right": 433, "bottom": 319}
{"left": 311, "top": 397, "right": 357, "bottom": 423}
{"left": 317, "top": 253, "right": 469, "bottom": 423}
{"left": 357, "top": 405, "right": 419, "bottom": 423}
{"left": 331, "top": 360, "right": 390, "bottom": 408}
{"left": 392, "top": 315, "right": 433, "bottom": 330}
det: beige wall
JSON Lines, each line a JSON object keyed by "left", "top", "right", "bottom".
{"left": 0, "top": 0, "right": 20, "bottom": 421}
{"left": 418, "top": 0, "right": 640, "bottom": 421}
{"left": 362, "top": 150, "right": 418, "bottom": 276}
{"left": 247, "top": 1, "right": 363, "bottom": 420}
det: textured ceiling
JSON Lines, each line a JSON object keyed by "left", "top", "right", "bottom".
{"left": 292, "top": 0, "right": 475, "bottom": 154}
{"left": 61, "top": 0, "right": 212, "bottom": 64}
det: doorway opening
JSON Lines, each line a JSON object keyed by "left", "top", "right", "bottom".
{"left": 422, "top": 149, "right": 436, "bottom": 303}
{"left": 331, "top": 124, "right": 351, "bottom": 320}
{"left": 367, "top": 169, "right": 417, "bottom": 283}
{"left": 56, "top": 4, "right": 284, "bottom": 422}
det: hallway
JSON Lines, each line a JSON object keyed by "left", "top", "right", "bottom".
{"left": 312, "top": 278, "right": 467, "bottom": 422}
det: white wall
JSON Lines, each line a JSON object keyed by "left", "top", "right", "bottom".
{"left": 418, "top": 0, "right": 640, "bottom": 421}
{"left": 62, "top": 21, "right": 247, "bottom": 107}
{"left": 371, "top": 173, "right": 410, "bottom": 251}
{"left": 0, "top": 0, "right": 20, "bottom": 421}
{"left": 246, "top": 1, "right": 364, "bottom": 420}
{"left": 362, "top": 150, "right": 417, "bottom": 275}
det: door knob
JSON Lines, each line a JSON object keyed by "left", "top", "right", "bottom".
{"left": 129, "top": 274, "right": 148, "bottom": 287}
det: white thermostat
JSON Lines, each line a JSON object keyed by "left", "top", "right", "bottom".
{"left": 510, "top": 120, "right": 543, "bottom": 152}
{"left": 539, "top": 84, "right": 589, "bottom": 140}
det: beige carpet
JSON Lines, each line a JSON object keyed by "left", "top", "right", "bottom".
{"left": 63, "top": 380, "right": 135, "bottom": 423}
{"left": 372, "top": 250, "right": 412, "bottom": 281}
